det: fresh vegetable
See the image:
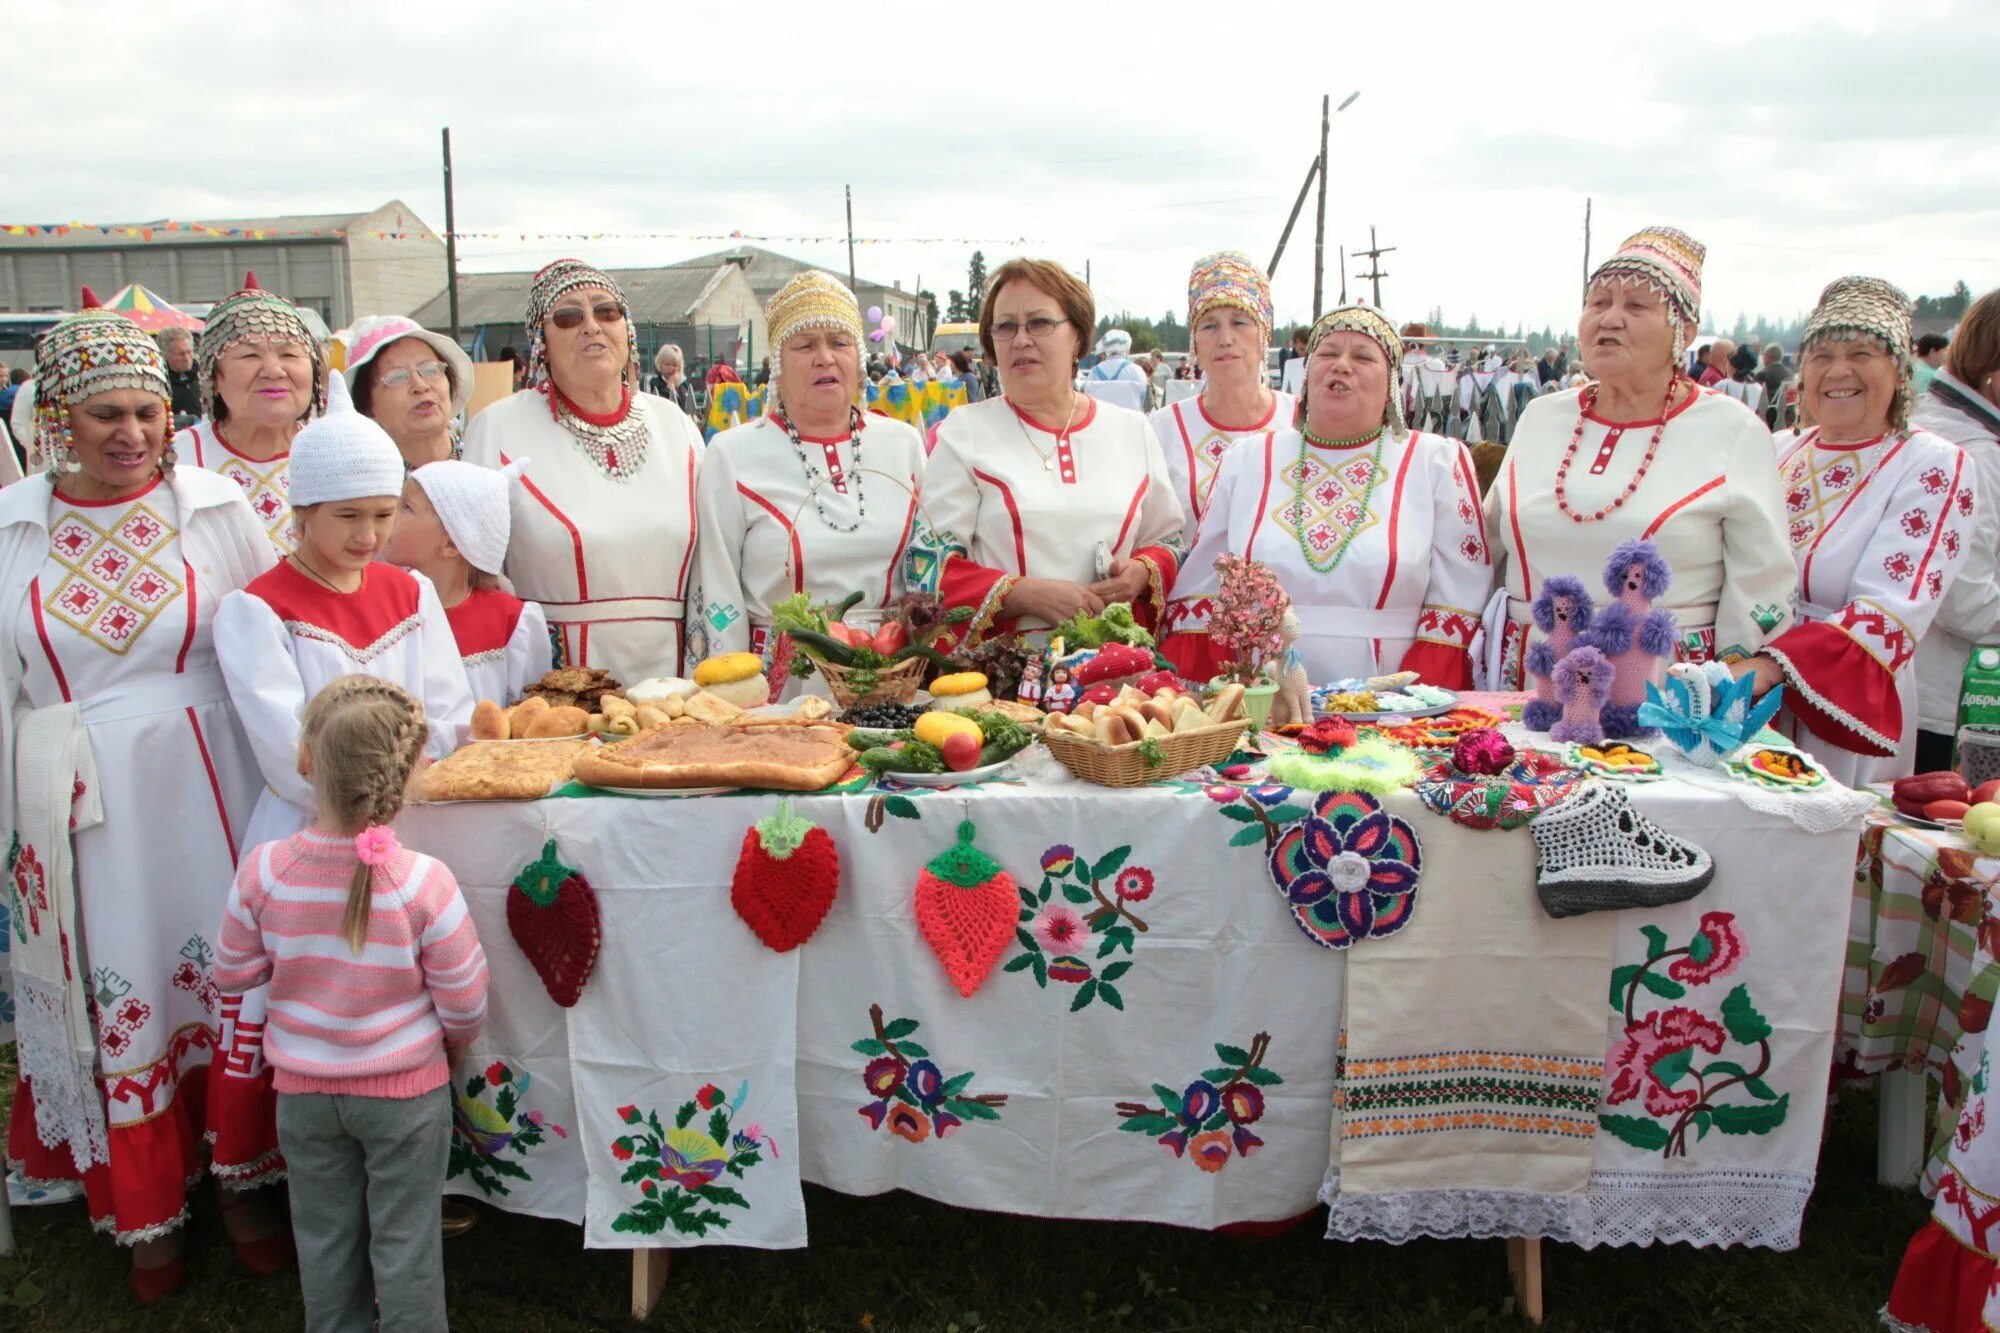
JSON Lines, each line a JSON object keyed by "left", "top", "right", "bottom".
{"left": 845, "top": 728, "right": 910, "bottom": 752}
{"left": 1966, "top": 802, "right": 2000, "bottom": 855}
{"left": 872, "top": 621, "right": 910, "bottom": 656}
{"left": 858, "top": 742, "right": 944, "bottom": 775}
{"left": 963, "top": 710, "right": 1034, "bottom": 766}
{"left": 1974, "top": 780, "right": 2000, "bottom": 807}
{"left": 694, "top": 653, "right": 763, "bottom": 686}
{"left": 915, "top": 712, "right": 983, "bottom": 750}
{"left": 929, "top": 671, "right": 990, "bottom": 698}
{"left": 1050, "top": 601, "right": 1155, "bottom": 650}
{"left": 1894, "top": 771, "right": 1971, "bottom": 817}
{"left": 833, "top": 590, "right": 867, "bottom": 620}
{"left": 941, "top": 731, "right": 983, "bottom": 771}
{"left": 840, "top": 702, "right": 928, "bottom": 730}
{"left": 785, "top": 629, "right": 859, "bottom": 667}
{"left": 771, "top": 591, "right": 830, "bottom": 637}
{"left": 1926, "top": 800, "right": 1972, "bottom": 822}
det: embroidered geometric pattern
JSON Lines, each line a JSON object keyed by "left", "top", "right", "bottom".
{"left": 1275, "top": 449, "right": 1381, "bottom": 572}
{"left": 1835, "top": 598, "right": 1918, "bottom": 673}
{"left": 1414, "top": 604, "right": 1480, "bottom": 649}
{"left": 43, "top": 504, "right": 184, "bottom": 655}
{"left": 282, "top": 615, "right": 421, "bottom": 665}
{"left": 1339, "top": 1047, "right": 1604, "bottom": 1144}
{"left": 1778, "top": 446, "right": 1863, "bottom": 552}
{"left": 217, "top": 455, "right": 292, "bottom": 551}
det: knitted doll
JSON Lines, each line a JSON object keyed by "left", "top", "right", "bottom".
{"left": 1271, "top": 609, "right": 1314, "bottom": 727}
{"left": 1581, "top": 538, "right": 1678, "bottom": 738}
{"left": 1523, "top": 576, "right": 1595, "bottom": 732}
{"left": 1549, "top": 645, "right": 1615, "bottom": 745}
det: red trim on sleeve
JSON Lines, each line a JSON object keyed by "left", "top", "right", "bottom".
{"left": 1453, "top": 443, "right": 1489, "bottom": 550}
{"left": 175, "top": 559, "right": 197, "bottom": 674}
{"left": 1399, "top": 639, "right": 1474, "bottom": 691}
{"left": 970, "top": 467, "right": 1027, "bottom": 573}
{"left": 1505, "top": 462, "right": 1533, "bottom": 601}
{"left": 1763, "top": 619, "right": 1900, "bottom": 757}
{"left": 1641, "top": 476, "right": 1725, "bottom": 540}
{"left": 675, "top": 445, "right": 699, "bottom": 599}
{"left": 737, "top": 483, "right": 806, "bottom": 594}
{"left": 1112, "top": 476, "right": 1149, "bottom": 554}
{"left": 1244, "top": 435, "right": 1277, "bottom": 561}
{"left": 1172, "top": 404, "right": 1201, "bottom": 516}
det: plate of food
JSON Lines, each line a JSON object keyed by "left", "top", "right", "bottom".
{"left": 1312, "top": 681, "right": 1460, "bottom": 723}
{"left": 573, "top": 717, "right": 854, "bottom": 792}
{"left": 885, "top": 759, "right": 1018, "bottom": 788}
{"left": 589, "top": 784, "right": 740, "bottom": 798}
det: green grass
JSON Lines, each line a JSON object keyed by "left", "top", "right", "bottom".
{"left": 0, "top": 1053, "right": 1928, "bottom": 1332}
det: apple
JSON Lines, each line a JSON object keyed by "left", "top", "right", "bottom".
{"left": 1972, "top": 779, "right": 2000, "bottom": 807}
{"left": 941, "top": 731, "right": 982, "bottom": 772}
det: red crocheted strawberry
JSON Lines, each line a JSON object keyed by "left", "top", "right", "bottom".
{"left": 914, "top": 820, "right": 1018, "bottom": 998}
{"left": 507, "top": 840, "right": 601, "bottom": 1007}
{"left": 731, "top": 800, "right": 839, "bottom": 952}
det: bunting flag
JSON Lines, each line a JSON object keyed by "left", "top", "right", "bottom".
{"left": 0, "top": 221, "right": 1031, "bottom": 246}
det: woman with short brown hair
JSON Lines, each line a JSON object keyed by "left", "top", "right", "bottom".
{"left": 914, "top": 258, "right": 1185, "bottom": 644}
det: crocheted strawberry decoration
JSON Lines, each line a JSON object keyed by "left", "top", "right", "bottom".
{"left": 914, "top": 820, "right": 1018, "bottom": 997}
{"left": 507, "top": 839, "right": 601, "bottom": 1007}
{"left": 731, "top": 799, "right": 839, "bottom": 952}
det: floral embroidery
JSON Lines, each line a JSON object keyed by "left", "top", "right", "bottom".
{"left": 449, "top": 1060, "right": 568, "bottom": 1197}
{"left": 1599, "top": 913, "right": 1790, "bottom": 1156}
{"left": 852, "top": 1004, "right": 1005, "bottom": 1141}
{"left": 607, "top": 1082, "right": 777, "bottom": 1237}
{"left": 44, "top": 504, "right": 185, "bottom": 654}
{"left": 1266, "top": 791, "right": 1423, "bottom": 949}
{"left": 9, "top": 836, "right": 44, "bottom": 938}
{"left": 1116, "top": 1032, "right": 1282, "bottom": 1171}
{"left": 1210, "top": 782, "right": 1311, "bottom": 849}
{"left": 1002, "top": 843, "right": 1152, "bottom": 1010}
{"left": 170, "top": 934, "right": 219, "bottom": 1015}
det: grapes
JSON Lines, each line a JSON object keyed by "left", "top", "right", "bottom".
{"left": 840, "top": 701, "right": 927, "bottom": 730}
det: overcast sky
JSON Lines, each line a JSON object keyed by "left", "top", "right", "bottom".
{"left": 7, "top": 0, "right": 1997, "bottom": 337}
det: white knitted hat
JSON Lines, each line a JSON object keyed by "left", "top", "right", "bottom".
{"left": 288, "top": 373, "right": 408, "bottom": 506}
{"left": 409, "top": 458, "right": 526, "bottom": 575}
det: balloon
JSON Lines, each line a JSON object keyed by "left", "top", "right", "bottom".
{"left": 869, "top": 329, "right": 886, "bottom": 342}
{"left": 880, "top": 315, "right": 897, "bottom": 334}
{"left": 866, "top": 306, "right": 883, "bottom": 323}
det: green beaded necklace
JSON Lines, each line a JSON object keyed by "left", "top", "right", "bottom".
{"left": 1290, "top": 426, "right": 1387, "bottom": 574}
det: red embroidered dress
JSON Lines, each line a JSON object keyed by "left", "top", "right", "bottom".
{"left": 444, "top": 587, "right": 550, "bottom": 705}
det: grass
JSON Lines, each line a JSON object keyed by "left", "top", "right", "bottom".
{"left": 0, "top": 1053, "right": 1929, "bottom": 1332}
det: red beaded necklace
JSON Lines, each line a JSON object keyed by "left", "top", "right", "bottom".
{"left": 1554, "top": 375, "right": 1687, "bottom": 524}
{"left": 548, "top": 381, "right": 633, "bottom": 426}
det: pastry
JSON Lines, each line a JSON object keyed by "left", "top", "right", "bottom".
{"left": 574, "top": 721, "right": 854, "bottom": 791}
{"left": 506, "top": 695, "right": 550, "bottom": 738}
{"left": 693, "top": 653, "right": 770, "bottom": 709}
{"left": 471, "top": 700, "right": 509, "bottom": 741}
{"left": 625, "top": 677, "right": 698, "bottom": 706}
{"left": 928, "top": 671, "right": 993, "bottom": 713}
{"left": 525, "top": 705, "right": 590, "bottom": 738}
{"left": 632, "top": 704, "right": 673, "bottom": 730}
{"left": 683, "top": 690, "right": 748, "bottom": 724}
{"left": 420, "top": 739, "right": 589, "bottom": 801}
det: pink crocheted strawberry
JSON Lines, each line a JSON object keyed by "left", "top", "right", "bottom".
{"left": 914, "top": 819, "right": 1018, "bottom": 997}
{"left": 731, "top": 800, "right": 840, "bottom": 952}
{"left": 507, "top": 840, "right": 601, "bottom": 1007}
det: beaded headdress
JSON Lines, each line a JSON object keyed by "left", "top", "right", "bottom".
{"left": 196, "top": 271, "right": 327, "bottom": 423}
{"left": 1187, "top": 250, "right": 1274, "bottom": 341}
{"left": 1300, "top": 304, "right": 1407, "bottom": 437}
{"left": 1588, "top": 226, "right": 1706, "bottom": 332}
{"left": 1801, "top": 275, "right": 1916, "bottom": 431}
{"left": 763, "top": 270, "right": 864, "bottom": 417}
{"left": 33, "top": 290, "right": 172, "bottom": 475}
{"left": 524, "top": 258, "right": 637, "bottom": 393}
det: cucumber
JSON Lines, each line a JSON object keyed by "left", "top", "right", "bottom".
{"left": 859, "top": 743, "right": 944, "bottom": 775}
{"left": 845, "top": 729, "right": 911, "bottom": 751}
{"left": 834, "top": 590, "right": 867, "bottom": 619}
{"left": 785, "top": 629, "right": 858, "bottom": 666}
{"left": 974, "top": 734, "right": 1031, "bottom": 767}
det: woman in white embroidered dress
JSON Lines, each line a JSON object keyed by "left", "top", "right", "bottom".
{"left": 690, "top": 271, "right": 923, "bottom": 681}
{"left": 915, "top": 258, "right": 1185, "bottom": 644}
{"left": 1161, "top": 305, "right": 1491, "bottom": 692}
{"left": 1, "top": 302, "right": 283, "bottom": 1300}
{"left": 461, "top": 260, "right": 705, "bottom": 683}
{"left": 1150, "top": 251, "right": 1295, "bottom": 527}
{"left": 1486, "top": 227, "right": 1797, "bottom": 688}
{"left": 1731, "top": 277, "right": 1974, "bottom": 786}
{"left": 173, "top": 274, "right": 325, "bottom": 553}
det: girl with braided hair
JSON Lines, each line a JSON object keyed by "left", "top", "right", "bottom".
{"left": 214, "top": 675, "right": 488, "bottom": 1333}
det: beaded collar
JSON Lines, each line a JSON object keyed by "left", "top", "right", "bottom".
{"left": 545, "top": 382, "right": 648, "bottom": 482}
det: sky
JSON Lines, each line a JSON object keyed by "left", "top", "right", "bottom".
{"left": 6, "top": 0, "right": 1998, "bottom": 338}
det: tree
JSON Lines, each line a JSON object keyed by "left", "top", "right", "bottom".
{"left": 945, "top": 290, "right": 967, "bottom": 322}
{"left": 966, "top": 252, "right": 988, "bottom": 314}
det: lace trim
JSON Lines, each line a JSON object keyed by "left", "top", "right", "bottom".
{"left": 1319, "top": 1166, "right": 1812, "bottom": 1249}
{"left": 460, "top": 646, "right": 507, "bottom": 669}
{"left": 282, "top": 613, "right": 421, "bottom": 665}
{"left": 1670, "top": 758, "right": 1878, "bottom": 835}
{"left": 15, "top": 976, "right": 110, "bottom": 1172}
{"left": 963, "top": 574, "right": 1015, "bottom": 649}
{"left": 1878, "top": 1306, "right": 1937, "bottom": 1333}
{"left": 97, "top": 1202, "right": 192, "bottom": 1247}
{"left": 204, "top": 1132, "right": 289, "bottom": 1190}
{"left": 1761, "top": 642, "right": 1897, "bottom": 754}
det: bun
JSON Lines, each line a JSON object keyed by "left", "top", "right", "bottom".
{"left": 471, "top": 700, "right": 509, "bottom": 741}
{"left": 1205, "top": 683, "right": 1246, "bottom": 722}
{"left": 705, "top": 675, "right": 771, "bottom": 710}
{"left": 526, "top": 705, "right": 590, "bottom": 738}
{"left": 506, "top": 695, "right": 551, "bottom": 738}
{"left": 1138, "top": 700, "right": 1173, "bottom": 728}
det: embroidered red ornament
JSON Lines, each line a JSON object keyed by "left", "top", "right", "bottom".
{"left": 507, "top": 839, "right": 601, "bottom": 1007}
{"left": 731, "top": 799, "right": 840, "bottom": 951}
{"left": 914, "top": 819, "right": 1018, "bottom": 997}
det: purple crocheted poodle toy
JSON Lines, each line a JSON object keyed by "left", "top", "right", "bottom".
{"left": 1581, "top": 538, "right": 1679, "bottom": 738}
{"left": 1550, "top": 645, "right": 1616, "bottom": 745}
{"left": 1523, "top": 575, "right": 1595, "bottom": 732}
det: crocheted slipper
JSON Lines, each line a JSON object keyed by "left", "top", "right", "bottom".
{"left": 1531, "top": 783, "right": 1714, "bottom": 918}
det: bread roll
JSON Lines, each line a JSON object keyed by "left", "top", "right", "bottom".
{"left": 1206, "top": 683, "right": 1246, "bottom": 722}
{"left": 506, "top": 695, "right": 551, "bottom": 738}
{"left": 601, "top": 695, "right": 636, "bottom": 720}
{"left": 1110, "top": 705, "right": 1147, "bottom": 738}
{"left": 662, "top": 694, "right": 686, "bottom": 719}
{"left": 471, "top": 700, "right": 509, "bottom": 741}
{"left": 1138, "top": 700, "right": 1174, "bottom": 728}
{"left": 1142, "top": 717, "right": 1172, "bottom": 739}
{"left": 633, "top": 704, "right": 672, "bottom": 730}
{"left": 606, "top": 714, "right": 642, "bottom": 736}
{"left": 587, "top": 712, "right": 609, "bottom": 734}
{"left": 1171, "top": 697, "right": 1209, "bottom": 732}
{"left": 1073, "top": 700, "right": 1098, "bottom": 721}
{"left": 526, "top": 705, "right": 590, "bottom": 738}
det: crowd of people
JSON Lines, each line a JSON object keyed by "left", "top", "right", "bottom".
{"left": 2, "top": 226, "right": 1999, "bottom": 1327}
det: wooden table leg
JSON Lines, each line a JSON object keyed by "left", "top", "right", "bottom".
{"left": 1878, "top": 1067, "right": 1930, "bottom": 1187}
{"left": 630, "top": 1247, "right": 671, "bottom": 1320}
{"left": 1505, "top": 1237, "right": 1544, "bottom": 1325}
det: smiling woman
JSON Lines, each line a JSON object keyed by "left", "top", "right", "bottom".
{"left": 344, "top": 314, "right": 475, "bottom": 470}
{"left": 1485, "top": 226, "right": 1797, "bottom": 708}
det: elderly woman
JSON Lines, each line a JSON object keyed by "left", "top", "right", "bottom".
{"left": 649, "top": 342, "right": 698, "bottom": 420}
{"left": 462, "top": 259, "right": 705, "bottom": 682}
{"left": 690, "top": 272, "right": 925, "bottom": 680}
{"left": 1485, "top": 227, "right": 1796, "bottom": 688}
{"left": 1162, "top": 306, "right": 1491, "bottom": 689}
{"left": 1730, "top": 278, "right": 1974, "bottom": 785}
{"left": 914, "top": 258, "right": 1184, "bottom": 643}
{"left": 1151, "top": 251, "right": 1295, "bottom": 524}
{"left": 1, "top": 298, "right": 281, "bottom": 1300}
{"left": 1911, "top": 287, "right": 2000, "bottom": 771}
{"left": 343, "top": 313, "right": 475, "bottom": 468}
{"left": 174, "top": 274, "right": 326, "bottom": 552}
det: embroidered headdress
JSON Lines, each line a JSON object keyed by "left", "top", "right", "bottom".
{"left": 1300, "top": 303, "right": 1407, "bottom": 437}
{"left": 1187, "top": 250, "right": 1274, "bottom": 341}
{"left": 524, "top": 258, "right": 637, "bottom": 393}
{"left": 1801, "top": 275, "right": 1916, "bottom": 430}
{"left": 1588, "top": 227, "right": 1706, "bottom": 331}
{"left": 763, "top": 270, "right": 864, "bottom": 416}
{"left": 33, "top": 288, "right": 172, "bottom": 475}
{"left": 196, "top": 271, "right": 327, "bottom": 423}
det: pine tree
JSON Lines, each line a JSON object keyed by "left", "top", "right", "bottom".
{"left": 946, "top": 291, "right": 967, "bottom": 322}
{"left": 967, "top": 252, "right": 988, "bottom": 312}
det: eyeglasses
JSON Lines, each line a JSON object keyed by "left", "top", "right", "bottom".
{"left": 989, "top": 316, "right": 1068, "bottom": 343}
{"left": 549, "top": 301, "right": 626, "bottom": 330}
{"left": 377, "top": 360, "right": 449, "bottom": 390}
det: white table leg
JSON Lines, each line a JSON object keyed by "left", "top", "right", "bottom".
{"left": 1878, "top": 1067, "right": 1931, "bottom": 1187}
{"left": 630, "top": 1247, "right": 671, "bottom": 1319}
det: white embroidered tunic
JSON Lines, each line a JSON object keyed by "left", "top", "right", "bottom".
{"left": 1149, "top": 391, "right": 1296, "bottom": 526}
{"left": 175, "top": 419, "right": 293, "bottom": 552}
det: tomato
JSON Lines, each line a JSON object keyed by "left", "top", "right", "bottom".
{"left": 872, "top": 621, "right": 909, "bottom": 655}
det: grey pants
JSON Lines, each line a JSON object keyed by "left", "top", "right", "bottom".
{"left": 277, "top": 1085, "right": 451, "bottom": 1333}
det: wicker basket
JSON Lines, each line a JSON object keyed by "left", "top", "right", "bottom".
{"left": 815, "top": 654, "right": 925, "bottom": 709}
{"left": 1042, "top": 716, "right": 1249, "bottom": 787}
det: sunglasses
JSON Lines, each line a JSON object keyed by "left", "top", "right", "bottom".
{"left": 549, "top": 301, "right": 626, "bottom": 330}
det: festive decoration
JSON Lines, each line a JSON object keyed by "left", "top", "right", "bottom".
{"left": 197, "top": 274, "right": 327, "bottom": 424}
{"left": 1523, "top": 577, "right": 1595, "bottom": 732}
{"left": 1363, "top": 705, "right": 1508, "bottom": 750}
{"left": 1415, "top": 748, "right": 1586, "bottom": 832}
{"left": 1449, "top": 728, "right": 1515, "bottom": 776}
{"left": 1600, "top": 913, "right": 1790, "bottom": 1158}
{"left": 507, "top": 840, "right": 602, "bottom": 1007}
{"left": 1727, "top": 744, "right": 1830, "bottom": 791}
{"left": 1589, "top": 225, "right": 1707, "bottom": 329}
{"left": 852, "top": 1004, "right": 1005, "bottom": 1141}
{"left": 1637, "top": 662, "right": 1784, "bottom": 767}
{"left": 1267, "top": 791, "right": 1423, "bottom": 949}
{"left": 1115, "top": 1032, "right": 1283, "bottom": 1171}
{"left": 1582, "top": 539, "right": 1679, "bottom": 737}
{"left": 1550, "top": 644, "right": 1614, "bottom": 745}
{"left": 1295, "top": 716, "right": 1358, "bottom": 756}
{"left": 1207, "top": 554, "right": 1289, "bottom": 686}
{"left": 1265, "top": 738, "right": 1424, "bottom": 795}
{"left": 1187, "top": 250, "right": 1275, "bottom": 341}
{"left": 1002, "top": 843, "right": 1150, "bottom": 1011}
{"left": 1532, "top": 784, "right": 1715, "bottom": 918}
{"left": 1, "top": 220, "right": 1031, "bottom": 246}
{"left": 1801, "top": 275, "right": 1916, "bottom": 430}
{"left": 608, "top": 1083, "right": 777, "bottom": 1237}
{"left": 101, "top": 283, "right": 201, "bottom": 332}
{"left": 730, "top": 800, "right": 840, "bottom": 952}
{"left": 1271, "top": 609, "right": 1314, "bottom": 726}
{"left": 450, "top": 1061, "right": 568, "bottom": 1197}
{"left": 913, "top": 820, "right": 1019, "bottom": 997}
{"left": 1569, "top": 741, "right": 1666, "bottom": 781}
{"left": 31, "top": 301, "right": 172, "bottom": 473}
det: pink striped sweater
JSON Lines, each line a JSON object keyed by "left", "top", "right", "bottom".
{"left": 214, "top": 829, "right": 489, "bottom": 1098}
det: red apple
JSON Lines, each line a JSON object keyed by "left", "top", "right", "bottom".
{"left": 941, "top": 731, "right": 982, "bottom": 772}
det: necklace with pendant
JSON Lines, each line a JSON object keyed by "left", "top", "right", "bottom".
{"left": 1011, "top": 394, "right": 1081, "bottom": 473}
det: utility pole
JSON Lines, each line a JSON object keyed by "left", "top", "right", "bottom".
{"left": 1267, "top": 156, "right": 1320, "bottom": 279}
{"left": 441, "top": 127, "right": 460, "bottom": 343}
{"left": 1338, "top": 245, "right": 1346, "bottom": 305}
{"left": 1312, "top": 94, "right": 1329, "bottom": 320}
{"left": 845, "top": 185, "right": 857, "bottom": 293}
{"left": 1353, "top": 225, "right": 1396, "bottom": 308}
{"left": 1581, "top": 197, "right": 1593, "bottom": 296}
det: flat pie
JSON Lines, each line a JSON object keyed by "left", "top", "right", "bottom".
{"left": 420, "top": 739, "right": 590, "bottom": 802}
{"left": 573, "top": 721, "right": 852, "bottom": 791}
